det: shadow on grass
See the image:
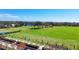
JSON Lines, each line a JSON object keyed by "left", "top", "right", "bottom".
{"left": 29, "top": 28, "right": 41, "bottom": 30}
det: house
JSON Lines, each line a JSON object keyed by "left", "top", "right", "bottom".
{"left": 0, "top": 23, "right": 17, "bottom": 28}
{"left": 11, "top": 24, "right": 16, "bottom": 27}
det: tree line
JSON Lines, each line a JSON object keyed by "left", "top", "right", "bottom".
{"left": 0, "top": 21, "right": 24, "bottom": 28}
{"left": 24, "top": 21, "right": 79, "bottom": 27}
{"left": 0, "top": 21, "right": 79, "bottom": 28}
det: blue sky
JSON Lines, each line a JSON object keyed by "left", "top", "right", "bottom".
{"left": 0, "top": 9, "right": 79, "bottom": 22}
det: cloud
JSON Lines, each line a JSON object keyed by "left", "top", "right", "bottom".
{"left": 0, "top": 14, "right": 40, "bottom": 21}
{"left": 0, "top": 14, "right": 23, "bottom": 21}
{"left": 0, "top": 14, "right": 18, "bottom": 17}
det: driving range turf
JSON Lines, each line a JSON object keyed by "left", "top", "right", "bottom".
{"left": 1, "top": 26, "right": 79, "bottom": 50}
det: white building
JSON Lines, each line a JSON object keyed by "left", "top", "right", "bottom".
{"left": 11, "top": 24, "right": 16, "bottom": 27}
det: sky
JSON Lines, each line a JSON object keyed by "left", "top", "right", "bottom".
{"left": 0, "top": 9, "right": 79, "bottom": 22}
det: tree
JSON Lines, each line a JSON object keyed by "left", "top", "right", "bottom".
{"left": 33, "top": 21, "right": 42, "bottom": 29}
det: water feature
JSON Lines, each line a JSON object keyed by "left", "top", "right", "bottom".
{"left": 0, "top": 32, "right": 7, "bottom": 35}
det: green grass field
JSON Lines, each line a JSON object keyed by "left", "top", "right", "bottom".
{"left": 1, "top": 26, "right": 79, "bottom": 49}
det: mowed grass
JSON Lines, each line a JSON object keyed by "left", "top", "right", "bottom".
{"left": 3, "top": 26, "right": 79, "bottom": 49}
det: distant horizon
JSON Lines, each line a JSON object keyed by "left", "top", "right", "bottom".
{"left": 0, "top": 20, "right": 79, "bottom": 23}
{"left": 0, "top": 9, "right": 79, "bottom": 22}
